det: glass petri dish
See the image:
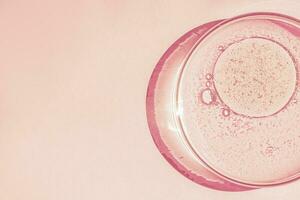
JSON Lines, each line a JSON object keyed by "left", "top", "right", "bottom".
{"left": 146, "top": 12, "right": 300, "bottom": 191}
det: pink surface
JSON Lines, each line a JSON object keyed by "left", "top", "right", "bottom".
{"left": 1, "top": 0, "right": 300, "bottom": 199}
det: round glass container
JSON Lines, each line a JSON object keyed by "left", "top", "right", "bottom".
{"left": 146, "top": 12, "right": 300, "bottom": 191}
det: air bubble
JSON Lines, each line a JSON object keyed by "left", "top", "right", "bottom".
{"left": 218, "top": 45, "right": 225, "bottom": 51}
{"left": 200, "top": 88, "right": 214, "bottom": 105}
{"left": 222, "top": 108, "right": 230, "bottom": 117}
{"left": 205, "top": 73, "right": 213, "bottom": 80}
{"left": 206, "top": 81, "right": 211, "bottom": 87}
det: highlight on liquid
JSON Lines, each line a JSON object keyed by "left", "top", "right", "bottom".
{"left": 146, "top": 13, "right": 300, "bottom": 191}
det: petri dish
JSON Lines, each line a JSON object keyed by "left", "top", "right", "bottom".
{"left": 146, "top": 12, "right": 300, "bottom": 191}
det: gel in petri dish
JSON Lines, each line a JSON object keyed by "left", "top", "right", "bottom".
{"left": 146, "top": 13, "right": 300, "bottom": 191}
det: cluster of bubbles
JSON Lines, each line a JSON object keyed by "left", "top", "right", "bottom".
{"left": 199, "top": 71, "right": 230, "bottom": 117}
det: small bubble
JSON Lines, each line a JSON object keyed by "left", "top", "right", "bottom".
{"left": 222, "top": 108, "right": 230, "bottom": 117}
{"left": 200, "top": 88, "right": 214, "bottom": 105}
{"left": 218, "top": 45, "right": 225, "bottom": 51}
{"left": 205, "top": 73, "right": 213, "bottom": 80}
{"left": 206, "top": 81, "right": 211, "bottom": 87}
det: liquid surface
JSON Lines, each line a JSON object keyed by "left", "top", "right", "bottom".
{"left": 214, "top": 38, "right": 296, "bottom": 118}
{"left": 178, "top": 18, "right": 300, "bottom": 185}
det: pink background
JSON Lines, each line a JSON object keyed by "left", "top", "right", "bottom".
{"left": 0, "top": 0, "right": 299, "bottom": 199}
